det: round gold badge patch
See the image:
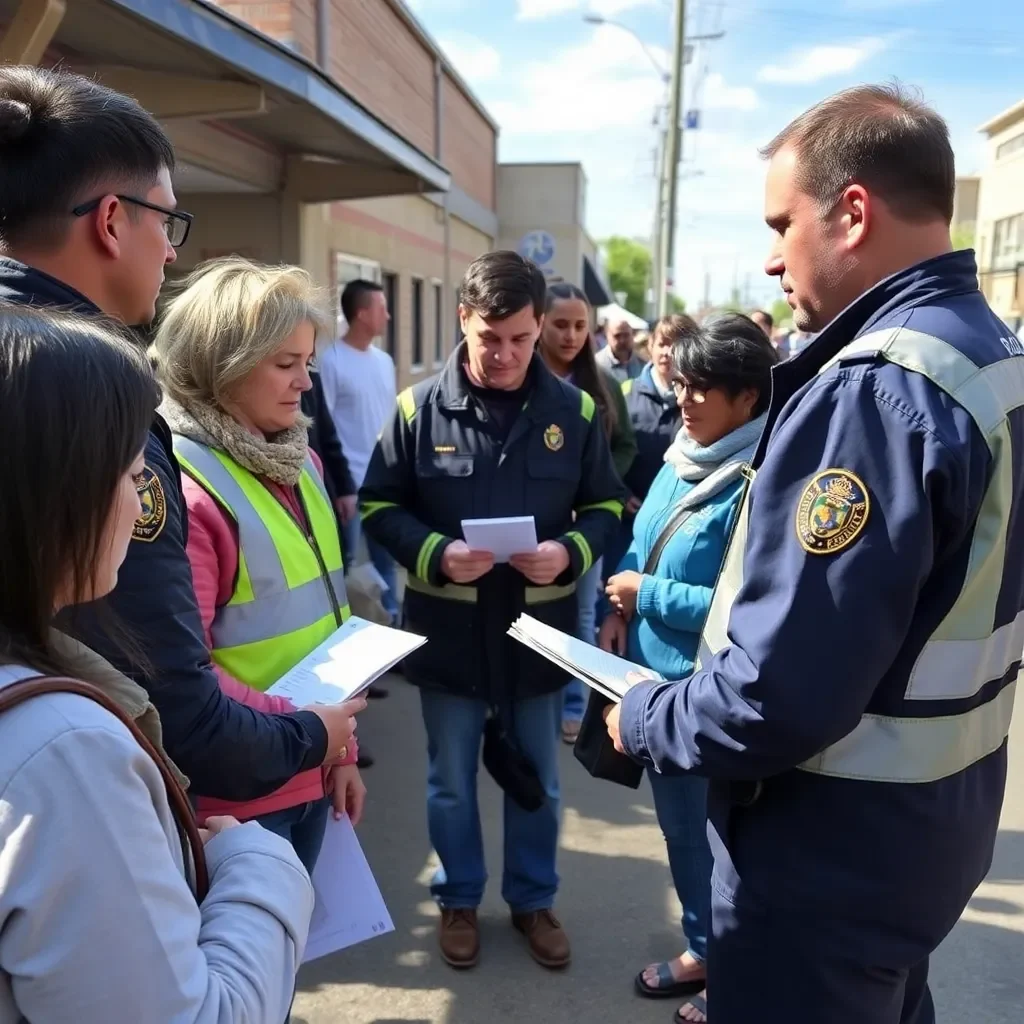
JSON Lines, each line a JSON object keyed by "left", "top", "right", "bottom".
{"left": 795, "top": 468, "right": 869, "bottom": 555}
{"left": 544, "top": 424, "right": 565, "bottom": 451}
{"left": 133, "top": 466, "right": 167, "bottom": 543}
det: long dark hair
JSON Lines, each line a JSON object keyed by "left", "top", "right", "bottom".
{"left": 543, "top": 282, "right": 618, "bottom": 436}
{"left": 0, "top": 306, "right": 159, "bottom": 675}
{"left": 671, "top": 312, "right": 779, "bottom": 416}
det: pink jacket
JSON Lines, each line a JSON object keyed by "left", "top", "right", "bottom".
{"left": 180, "top": 450, "right": 356, "bottom": 823}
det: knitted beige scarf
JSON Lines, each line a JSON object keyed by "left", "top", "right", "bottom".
{"left": 160, "top": 395, "right": 309, "bottom": 486}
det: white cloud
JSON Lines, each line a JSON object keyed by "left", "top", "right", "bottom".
{"left": 704, "top": 72, "right": 759, "bottom": 112}
{"left": 516, "top": 0, "right": 655, "bottom": 21}
{"left": 757, "top": 36, "right": 892, "bottom": 85}
{"left": 437, "top": 33, "right": 502, "bottom": 84}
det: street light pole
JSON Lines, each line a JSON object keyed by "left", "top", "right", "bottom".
{"left": 658, "top": 0, "right": 686, "bottom": 318}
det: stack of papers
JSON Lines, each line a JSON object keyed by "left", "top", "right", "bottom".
{"left": 462, "top": 515, "right": 537, "bottom": 562}
{"left": 267, "top": 616, "right": 426, "bottom": 706}
{"left": 303, "top": 815, "right": 394, "bottom": 963}
{"left": 507, "top": 613, "right": 664, "bottom": 703}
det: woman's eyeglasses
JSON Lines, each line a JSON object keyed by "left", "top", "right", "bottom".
{"left": 672, "top": 380, "right": 707, "bottom": 403}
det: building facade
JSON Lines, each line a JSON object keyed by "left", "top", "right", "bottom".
{"left": 496, "top": 162, "right": 612, "bottom": 308}
{"left": 974, "top": 98, "right": 1024, "bottom": 333}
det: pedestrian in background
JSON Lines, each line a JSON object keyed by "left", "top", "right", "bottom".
{"left": 319, "top": 279, "right": 400, "bottom": 627}
{"left": 603, "top": 314, "right": 777, "bottom": 1023}
{"left": 361, "top": 251, "right": 625, "bottom": 972}
{"left": 597, "top": 316, "right": 645, "bottom": 382}
{"left": 152, "top": 257, "right": 367, "bottom": 874}
{"left": 0, "top": 65, "right": 356, "bottom": 798}
{"left": 607, "top": 82, "right": 1024, "bottom": 1024}
{"left": 0, "top": 306, "right": 315, "bottom": 1023}
{"left": 536, "top": 282, "right": 637, "bottom": 743}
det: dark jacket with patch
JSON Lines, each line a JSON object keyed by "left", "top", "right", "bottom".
{"left": 360, "top": 345, "right": 626, "bottom": 701}
{"left": 0, "top": 258, "right": 329, "bottom": 798}
{"left": 622, "top": 364, "right": 680, "bottom": 501}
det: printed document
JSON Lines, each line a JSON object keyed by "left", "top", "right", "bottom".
{"left": 507, "top": 613, "right": 663, "bottom": 702}
{"left": 267, "top": 615, "right": 426, "bottom": 706}
{"left": 462, "top": 515, "right": 538, "bottom": 562}
{"left": 303, "top": 815, "right": 394, "bottom": 963}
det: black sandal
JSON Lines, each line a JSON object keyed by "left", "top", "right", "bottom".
{"left": 634, "top": 961, "right": 706, "bottom": 999}
{"left": 673, "top": 992, "right": 707, "bottom": 1023}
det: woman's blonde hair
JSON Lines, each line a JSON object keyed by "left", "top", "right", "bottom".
{"left": 152, "top": 256, "right": 330, "bottom": 407}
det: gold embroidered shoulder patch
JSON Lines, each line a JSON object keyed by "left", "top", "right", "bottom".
{"left": 133, "top": 466, "right": 167, "bottom": 543}
{"left": 544, "top": 424, "right": 564, "bottom": 451}
{"left": 795, "top": 469, "right": 869, "bottom": 555}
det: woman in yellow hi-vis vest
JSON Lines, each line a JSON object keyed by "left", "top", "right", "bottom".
{"left": 152, "top": 257, "right": 366, "bottom": 875}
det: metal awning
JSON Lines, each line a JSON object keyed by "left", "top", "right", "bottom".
{"left": 0, "top": 0, "right": 451, "bottom": 201}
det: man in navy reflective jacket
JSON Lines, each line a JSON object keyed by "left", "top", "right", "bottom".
{"left": 0, "top": 66, "right": 356, "bottom": 799}
{"left": 607, "top": 84, "right": 1024, "bottom": 1023}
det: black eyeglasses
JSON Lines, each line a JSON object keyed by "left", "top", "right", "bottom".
{"left": 72, "top": 194, "right": 193, "bottom": 248}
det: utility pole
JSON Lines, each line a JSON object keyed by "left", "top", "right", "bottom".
{"left": 658, "top": 0, "right": 686, "bottom": 318}
{"left": 649, "top": 124, "right": 668, "bottom": 320}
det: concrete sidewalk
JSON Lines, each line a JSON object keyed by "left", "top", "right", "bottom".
{"left": 293, "top": 678, "right": 1024, "bottom": 1023}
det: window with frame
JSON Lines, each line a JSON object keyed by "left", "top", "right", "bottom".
{"left": 996, "top": 132, "right": 1024, "bottom": 160}
{"left": 411, "top": 277, "right": 424, "bottom": 368}
{"left": 433, "top": 282, "right": 444, "bottom": 365}
{"left": 382, "top": 272, "right": 398, "bottom": 357}
{"left": 992, "top": 214, "right": 1024, "bottom": 270}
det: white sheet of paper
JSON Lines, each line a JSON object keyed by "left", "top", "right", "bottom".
{"left": 302, "top": 815, "right": 394, "bottom": 964}
{"left": 461, "top": 516, "right": 538, "bottom": 562}
{"left": 267, "top": 616, "right": 426, "bottom": 706}
{"left": 507, "top": 613, "right": 664, "bottom": 702}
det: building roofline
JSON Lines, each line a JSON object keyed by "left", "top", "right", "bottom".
{"left": 978, "top": 97, "right": 1024, "bottom": 136}
{"left": 386, "top": 0, "right": 499, "bottom": 135}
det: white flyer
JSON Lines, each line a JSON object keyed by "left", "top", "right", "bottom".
{"left": 302, "top": 815, "right": 394, "bottom": 963}
{"left": 461, "top": 515, "right": 538, "bottom": 562}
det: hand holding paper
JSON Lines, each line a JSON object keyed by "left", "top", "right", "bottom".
{"left": 461, "top": 516, "right": 537, "bottom": 563}
{"left": 441, "top": 539, "right": 495, "bottom": 583}
{"left": 509, "top": 540, "right": 570, "bottom": 586}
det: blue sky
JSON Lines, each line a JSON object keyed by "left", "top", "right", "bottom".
{"left": 407, "top": 0, "right": 1024, "bottom": 310}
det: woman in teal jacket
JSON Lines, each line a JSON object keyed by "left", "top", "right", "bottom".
{"left": 600, "top": 314, "right": 778, "bottom": 1024}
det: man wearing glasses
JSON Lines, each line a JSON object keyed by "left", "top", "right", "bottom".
{"left": 597, "top": 316, "right": 646, "bottom": 382}
{"left": 0, "top": 66, "right": 357, "bottom": 801}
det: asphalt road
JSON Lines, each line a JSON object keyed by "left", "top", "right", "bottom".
{"left": 293, "top": 677, "right": 1024, "bottom": 1024}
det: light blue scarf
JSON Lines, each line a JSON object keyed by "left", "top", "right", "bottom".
{"left": 664, "top": 412, "right": 767, "bottom": 482}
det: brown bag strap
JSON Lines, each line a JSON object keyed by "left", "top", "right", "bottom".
{"left": 0, "top": 675, "right": 209, "bottom": 902}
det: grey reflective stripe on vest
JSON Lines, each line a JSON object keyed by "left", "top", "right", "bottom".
{"left": 695, "top": 326, "right": 1024, "bottom": 783}
{"left": 173, "top": 437, "right": 347, "bottom": 649}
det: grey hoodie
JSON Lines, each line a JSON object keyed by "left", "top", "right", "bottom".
{"left": 0, "top": 664, "right": 313, "bottom": 1023}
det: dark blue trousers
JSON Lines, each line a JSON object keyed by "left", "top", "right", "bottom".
{"left": 708, "top": 882, "right": 936, "bottom": 1023}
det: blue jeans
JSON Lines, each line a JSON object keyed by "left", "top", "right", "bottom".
{"left": 563, "top": 556, "right": 603, "bottom": 724}
{"left": 343, "top": 516, "right": 399, "bottom": 624}
{"left": 648, "top": 770, "right": 713, "bottom": 962}
{"left": 420, "top": 688, "right": 562, "bottom": 912}
{"left": 256, "top": 797, "right": 331, "bottom": 875}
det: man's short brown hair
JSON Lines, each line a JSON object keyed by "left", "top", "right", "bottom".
{"left": 760, "top": 82, "right": 954, "bottom": 224}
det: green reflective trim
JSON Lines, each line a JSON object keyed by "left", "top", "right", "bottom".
{"left": 398, "top": 387, "right": 417, "bottom": 424}
{"left": 621, "top": 379, "right": 633, "bottom": 396}
{"left": 361, "top": 500, "right": 398, "bottom": 521}
{"left": 578, "top": 499, "right": 624, "bottom": 520}
{"left": 580, "top": 391, "right": 596, "bottom": 423}
{"left": 565, "top": 530, "right": 593, "bottom": 575}
{"left": 416, "top": 531, "right": 446, "bottom": 581}
{"left": 405, "top": 574, "right": 576, "bottom": 605}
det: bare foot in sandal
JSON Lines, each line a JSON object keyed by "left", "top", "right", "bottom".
{"left": 637, "top": 951, "right": 705, "bottom": 996}
{"left": 676, "top": 989, "right": 707, "bottom": 1023}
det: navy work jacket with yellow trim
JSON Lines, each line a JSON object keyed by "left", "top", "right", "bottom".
{"left": 0, "top": 257, "right": 330, "bottom": 799}
{"left": 619, "top": 251, "right": 1024, "bottom": 962}
{"left": 360, "top": 345, "right": 626, "bottom": 701}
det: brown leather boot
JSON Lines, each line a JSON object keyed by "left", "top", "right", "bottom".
{"left": 511, "top": 909, "right": 571, "bottom": 969}
{"left": 439, "top": 908, "right": 480, "bottom": 969}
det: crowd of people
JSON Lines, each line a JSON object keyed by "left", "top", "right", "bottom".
{"left": 0, "top": 63, "right": 1022, "bottom": 1024}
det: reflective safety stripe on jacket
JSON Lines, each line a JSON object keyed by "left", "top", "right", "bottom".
{"left": 404, "top": 574, "right": 577, "bottom": 605}
{"left": 697, "top": 326, "right": 1024, "bottom": 784}
{"left": 174, "top": 437, "right": 350, "bottom": 692}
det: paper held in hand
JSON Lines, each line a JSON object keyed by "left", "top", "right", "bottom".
{"left": 267, "top": 615, "right": 426, "bottom": 706}
{"left": 462, "top": 515, "right": 538, "bottom": 562}
{"left": 507, "top": 613, "right": 664, "bottom": 703}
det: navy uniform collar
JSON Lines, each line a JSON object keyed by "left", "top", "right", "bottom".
{"left": 434, "top": 342, "right": 575, "bottom": 422}
{"left": 0, "top": 256, "right": 101, "bottom": 313}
